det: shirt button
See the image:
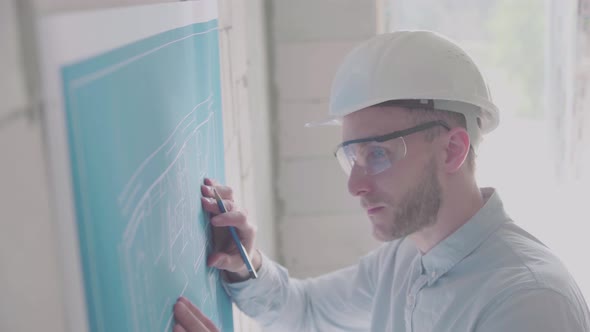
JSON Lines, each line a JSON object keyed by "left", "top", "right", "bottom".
{"left": 407, "top": 295, "right": 415, "bottom": 306}
{"left": 431, "top": 271, "right": 436, "bottom": 278}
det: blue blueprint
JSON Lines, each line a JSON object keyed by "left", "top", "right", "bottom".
{"left": 61, "top": 21, "right": 233, "bottom": 332}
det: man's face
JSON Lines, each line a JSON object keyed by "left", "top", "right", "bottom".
{"left": 342, "top": 106, "right": 443, "bottom": 242}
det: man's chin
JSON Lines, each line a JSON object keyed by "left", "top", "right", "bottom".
{"left": 372, "top": 226, "right": 400, "bottom": 242}
{"left": 371, "top": 219, "right": 414, "bottom": 242}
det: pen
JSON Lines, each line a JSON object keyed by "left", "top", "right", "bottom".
{"left": 212, "top": 188, "right": 258, "bottom": 279}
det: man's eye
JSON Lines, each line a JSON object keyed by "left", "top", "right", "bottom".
{"left": 367, "top": 147, "right": 387, "bottom": 161}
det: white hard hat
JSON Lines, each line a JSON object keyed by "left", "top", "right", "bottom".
{"left": 309, "top": 30, "right": 500, "bottom": 148}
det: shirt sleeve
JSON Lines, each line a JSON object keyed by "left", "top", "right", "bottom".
{"left": 222, "top": 250, "right": 380, "bottom": 332}
{"left": 475, "top": 288, "right": 588, "bottom": 332}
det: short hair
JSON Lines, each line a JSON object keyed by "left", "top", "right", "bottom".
{"left": 375, "top": 100, "right": 477, "bottom": 171}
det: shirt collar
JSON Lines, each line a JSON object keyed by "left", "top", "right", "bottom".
{"left": 420, "top": 187, "right": 512, "bottom": 285}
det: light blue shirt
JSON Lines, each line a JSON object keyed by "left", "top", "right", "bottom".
{"left": 224, "top": 188, "right": 590, "bottom": 331}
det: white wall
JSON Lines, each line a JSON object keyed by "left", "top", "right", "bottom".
{"left": 217, "top": 0, "right": 275, "bottom": 330}
{"left": 268, "top": 1, "right": 381, "bottom": 278}
{"left": 0, "top": 0, "right": 273, "bottom": 331}
{"left": 0, "top": 2, "right": 65, "bottom": 331}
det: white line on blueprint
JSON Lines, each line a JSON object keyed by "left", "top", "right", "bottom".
{"left": 201, "top": 293, "right": 211, "bottom": 308}
{"left": 122, "top": 183, "right": 143, "bottom": 219}
{"left": 165, "top": 142, "right": 177, "bottom": 156}
{"left": 71, "top": 28, "right": 219, "bottom": 89}
{"left": 154, "top": 248, "right": 164, "bottom": 266}
{"left": 157, "top": 298, "right": 171, "bottom": 330}
{"left": 164, "top": 312, "right": 174, "bottom": 332}
{"left": 163, "top": 269, "right": 189, "bottom": 332}
{"left": 118, "top": 95, "right": 211, "bottom": 207}
{"left": 180, "top": 268, "right": 189, "bottom": 296}
{"left": 181, "top": 237, "right": 188, "bottom": 255}
{"left": 123, "top": 111, "right": 214, "bottom": 242}
{"left": 193, "top": 241, "right": 207, "bottom": 272}
{"left": 147, "top": 190, "right": 165, "bottom": 215}
{"left": 181, "top": 116, "right": 197, "bottom": 134}
{"left": 170, "top": 201, "right": 185, "bottom": 249}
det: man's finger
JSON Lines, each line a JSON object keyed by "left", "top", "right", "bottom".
{"left": 206, "top": 252, "right": 246, "bottom": 272}
{"left": 203, "top": 178, "right": 218, "bottom": 186}
{"left": 201, "top": 184, "right": 234, "bottom": 200}
{"left": 173, "top": 324, "right": 188, "bottom": 332}
{"left": 201, "top": 181, "right": 234, "bottom": 200}
{"left": 201, "top": 196, "right": 234, "bottom": 214}
{"left": 173, "top": 301, "right": 210, "bottom": 332}
{"left": 178, "top": 297, "right": 219, "bottom": 332}
{"left": 210, "top": 211, "right": 251, "bottom": 230}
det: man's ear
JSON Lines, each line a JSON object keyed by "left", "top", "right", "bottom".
{"left": 443, "top": 127, "right": 470, "bottom": 173}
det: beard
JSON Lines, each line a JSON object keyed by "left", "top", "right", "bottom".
{"left": 387, "top": 158, "right": 442, "bottom": 240}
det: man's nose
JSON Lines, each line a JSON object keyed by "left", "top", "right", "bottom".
{"left": 347, "top": 164, "right": 371, "bottom": 197}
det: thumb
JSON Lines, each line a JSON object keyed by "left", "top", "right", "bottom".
{"left": 208, "top": 253, "right": 228, "bottom": 269}
{"left": 207, "top": 252, "right": 246, "bottom": 273}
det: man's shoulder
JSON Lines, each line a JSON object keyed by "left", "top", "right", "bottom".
{"left": 450, "top": 222, "right": 588, "bottom": 324}
{"left": 474, "top": 221, "right": 581, "bottom": 299}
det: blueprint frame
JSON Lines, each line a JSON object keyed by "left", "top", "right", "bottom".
{"left": 39, "top": 2, "right": 232, "bottom": 331}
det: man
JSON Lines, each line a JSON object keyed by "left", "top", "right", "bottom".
{"left": 173, "top": 31, "right": 590, "bottom": 331}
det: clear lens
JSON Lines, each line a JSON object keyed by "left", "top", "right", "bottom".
{"left": 362, "top": 144, "right": 392, "bottom": 174}
{"left": 335, "top": 137, "right": 407, "bottom": 175}
{"left": 335, "top": 145, "right": 353, "bottom": 175}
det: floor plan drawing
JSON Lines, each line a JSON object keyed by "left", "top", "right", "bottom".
{"left": 118, "top": 102, "right": 224, "bottom": 331}
{"left": 53, "top": 15, "right": 233, "bottom": 332}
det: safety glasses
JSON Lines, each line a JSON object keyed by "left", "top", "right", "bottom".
{"left": 334, "top": 120, "right": 450, "bottom": 175}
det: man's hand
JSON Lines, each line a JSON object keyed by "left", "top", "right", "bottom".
{"left": 200, "top": 178, "right": 262, "bottom": 282}
{"left": 173, "top": 297, "right": 219, "bottom": 332}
